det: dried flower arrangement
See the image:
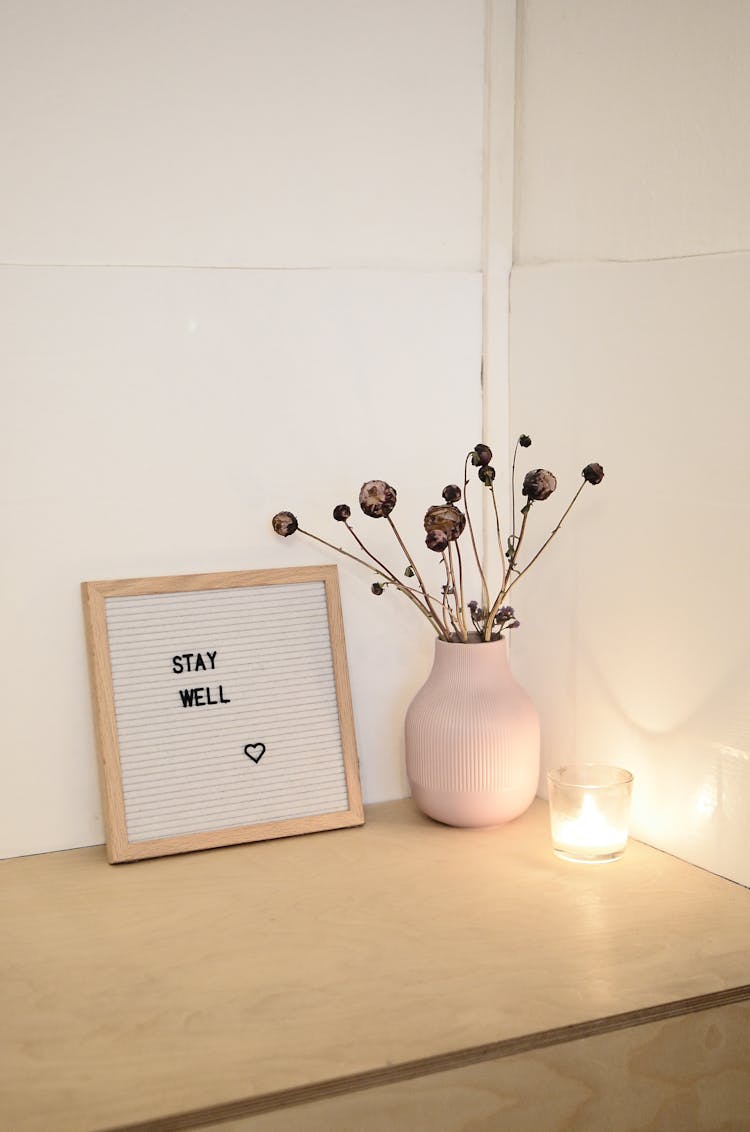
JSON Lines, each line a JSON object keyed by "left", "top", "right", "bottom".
{"left": 272, "top": 436, "right": 604, "bottom": 644}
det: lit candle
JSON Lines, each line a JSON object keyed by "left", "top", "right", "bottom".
{"left": 547, "top": 765, "right": 633, "bottom": 864}
{"left": 554, "top": 793, "right": 627, "bottom": 858}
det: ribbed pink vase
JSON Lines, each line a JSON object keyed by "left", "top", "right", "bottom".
{"left": 405, "top": 637, "right": 540, "bottom": 827}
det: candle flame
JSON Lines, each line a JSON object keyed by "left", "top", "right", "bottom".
{"left": 555, "top": 793, "right": 627, "bottom": 857}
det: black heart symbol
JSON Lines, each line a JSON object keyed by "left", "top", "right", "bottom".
{"left": 244, "top": 742, "right": 266, "bottom": 763}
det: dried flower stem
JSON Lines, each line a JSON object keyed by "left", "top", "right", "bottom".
{"left": 386, "top": 515, "right": 447, "bottom": 635}
{"left": 463, "top": 453, "right": 490, "bottom": 609}
{"left": 510, "top": 436, "right": 521, "bottom": 545}
{"left": 433, "top": 554, "right": 454, "bottom": 638}
{"left": 454, "top": 540, "right": 467, "bottom": 636}
{"left": 503, "top": 481, "right": 587, "bottom": 602}
{"left": 298, "top": 526, "right": 447, "bottom": 637}
{"left": 454, "top": 541, "right": 466, "bottom": 629}
{"left": 344, "top": 522, "right": 403, "bottom": 589}
{"left": 483, "top": 504, "right": 531, "bottom": 641}
{"left": 507, "top": 504, "right": 531, "bottom": 576}
{"left": 398, "top": 581, "right": 453, "bottom": 606}
{"left": 298, "top": 527, "right": 396, "bottom": 587}
{"left": 439, "top": 554, "right": 461, "bottom": 639}
{"left": 488, "top": 482, "right": 508, "bottom": 591}
{"left": 447, "top": 542, "right": 468, "bottom": 640}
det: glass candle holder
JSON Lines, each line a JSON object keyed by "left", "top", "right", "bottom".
{"left": 547, "top": 765, "right": 634, "bottom": 864}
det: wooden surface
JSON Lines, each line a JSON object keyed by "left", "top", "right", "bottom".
{"left": 2, "top": 798, "right": 750, "bottom": 1131}
{"left": 213, "top": 1000, "right": 750, "bottom": 1131}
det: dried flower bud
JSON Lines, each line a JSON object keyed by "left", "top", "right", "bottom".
{"left": 404, "top": 565, "right": 415, "bottom": 577}
{"left": 425, "top": 529, "right": 449, "bottom": 553}
{"left": 359, "top": 480, "right": 397, "bottom": 518}
{"left": 442, "top": 484, "right": 462, "bottom": 503}
{"left": 519, "top": 434, "right": 532, "bottom": 448}
{"left": 371, "top": 582, "right": 385, "bottom": 595}
{"left": 478, "top": 465, "right": 496, "bottom": 485}
{"left": 333, "top": 503, "right": 351, "bottom": 522}
{"left": 471, "top": 443, "right": 493, "bottom": 467}
{"left": 271, "top": 511, "right": 298, "bottom": 537}
{"left": 522, "top": 469, "right": 557, "bottom": 501}
{"left": 582, "top": 462, "right": 605, "bottom": 485}
{"left": 424, "top": 503, "right": 466, "bottom": 542}
{"left": 468, "top": 600, "right": 479, "bottom": 613}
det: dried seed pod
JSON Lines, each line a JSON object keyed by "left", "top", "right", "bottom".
{"left": 359, "top": 480, "right": 397, "bottom": 518}
{"left": 425, "top": 529, "right": 450, "bottom": 553}
{"left": 522, "top": 469, "right": 557, "bottom": 501}
{"left": 271, "top": 511, "right": 298, "bottom": 537}
{"left": 424, "top": 504, "right": 466, "bottom": 542}
{"left": 582, "top": 462, "right": 605, "bottom": 485}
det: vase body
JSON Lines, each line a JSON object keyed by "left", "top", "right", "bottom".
{"left": 405, "top": 637, "right": 540, "bottom": 827}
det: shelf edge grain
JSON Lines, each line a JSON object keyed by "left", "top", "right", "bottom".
{"left": 104, "top": 982, "right": 750, "bottom": 1132}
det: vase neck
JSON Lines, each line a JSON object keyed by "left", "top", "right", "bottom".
{"left": 432, "top": 636, "right": 512, "bottom": 684}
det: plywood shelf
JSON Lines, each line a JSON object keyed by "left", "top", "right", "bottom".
{"left": 3, "top": 799, "right": 749, "bottom": 1131}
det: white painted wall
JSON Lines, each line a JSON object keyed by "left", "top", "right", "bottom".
{"left": 7, "top": 0, "right": 744, "bottom": 885}
{"left": 2, "top": 0, "right": 484, "bottom": 270}
{"left": 0, "top": 1, "right": 491, "bottom": 857}
{"left": 509, "top": 0, "right": 750, "bottom": 885}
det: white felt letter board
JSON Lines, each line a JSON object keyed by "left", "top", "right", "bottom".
{"left": 82, "top": 566, "right": 364, "bottom": 862}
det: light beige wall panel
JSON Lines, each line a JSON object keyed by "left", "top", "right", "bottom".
{"left": 515, "top": 0, "right": 750, "bottom": 263}
{"left": 481, "top": 0, "right": 516, "bottom": 593}
{"left": 0, "top": 266, "right": 481, "bottom": 857}
{"left": 509, "top": 255, "right": 750, "bottom": 885}
{"left": 0, "top": 0, "right": 484, "bottom": 269}
{"left": 214, "top": 1001, "right": 750, "bottom": 1131}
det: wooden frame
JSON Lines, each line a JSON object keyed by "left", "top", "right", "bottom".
{"left": 82, "top": 566, "right": 363, "bottom": 862}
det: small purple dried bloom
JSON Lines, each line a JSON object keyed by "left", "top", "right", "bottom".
{"left": 582, "top": 462, "right": 605, "bottom": 485}
{"left": 371, "top": 582, "right": 384, "bottom": 595}
{"left": 333, "top": 503, "right": 351, "bottom": 522}
{"left": 424, "top": 503, "right": 466, "bottom": 542}
{"left": 442, "top": 484, "right": 462, "bottom": 503}
{"left": 468, "top": 599, "right": 478, "bottom": 613}
{"left": 519, "top": 434, "right": 532, "bottom": 448}
{"left": 478, "top": 465, "right": 496, "bottom": 486}
{"left": 471, "top": 443, "right": 493, "bottom": 467}
{"left": 359, "top": 480, "right": 397, "bottom": 518}
{"left": 272, "top": 511, "right": 298, "bottom": 537}
{"left": 425, "top": 529, "right": 449, "bottom": 553}
{"left": 522, "top": 468, "right": 557, "bottom": 501}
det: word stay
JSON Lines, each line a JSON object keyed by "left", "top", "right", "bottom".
{"left": 172, "top": 651, "right": 217, "bottom": 674}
